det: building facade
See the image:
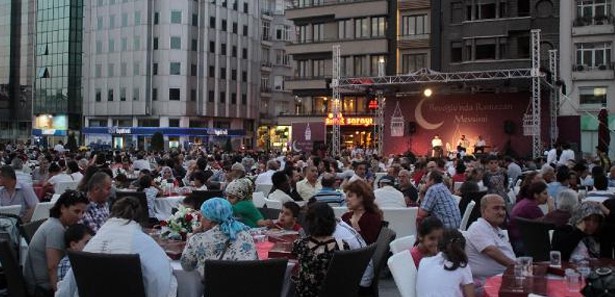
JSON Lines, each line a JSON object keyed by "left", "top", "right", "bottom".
{"left": 0, "top": 0, "right": 35, "bottom": 143}
{"left": 82, "top": 0, "right": 261, "bottom": 150}
{"left": 560, "top": 0, "right": 614, "bottom": 154}
{"left": 33, "top": 0, "right": 84, "bottom": 142}
{"left": 282, "top": 0, "right": 396, "bottom": 150}
{"left": 257, "top": 0, "right": 296, "bottom": 151}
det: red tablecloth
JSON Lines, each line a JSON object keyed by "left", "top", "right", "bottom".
{"left": 483, "top": 275, "right": 582, "bottom": 297}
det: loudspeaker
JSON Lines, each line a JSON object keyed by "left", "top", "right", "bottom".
{"left": 504, "top": 120, "right": 516, "bottom": 135}
{"left": 408, "top": 122, "right": 417, "bottom": 134}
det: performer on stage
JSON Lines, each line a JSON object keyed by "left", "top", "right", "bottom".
{"left": 474, "top": 135, "right": 486, "bottom": 154}
{"left": 457, "top": 135, "right": 470, "bottom": 152}
{"left": 431, "top": 134, "right": 443, "bottom": 158}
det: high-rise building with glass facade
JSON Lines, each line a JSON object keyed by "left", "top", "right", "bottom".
{"left": 0, "top": 0, "right": 35, "bottom": 143}
{"left": 32, "top": 0, "right": 84, "bottom": 139}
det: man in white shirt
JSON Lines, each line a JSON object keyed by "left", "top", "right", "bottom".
{"left": 254, "top": 159, "right": 279, "bottom": 185}
{"left": 431, "top": 135, "right": 443, "bottom": 157}
{"left": 296, "top": 165, "right": 321, "bottom": 201}
{"left": 465, "top": 194, "right": 516, "bottom": 287}
{"left": 474, "top": 135, "right": 486, "bottom": 154}
{"left": 267, "top": 171, "right": 294, "bottom": 204}
{"left": 53, "top": 141, "right": 65, "bottom": 154}
{"left": 132, "top": 153, "right": 152, "bottom": 172}
{"left": 347, "top": 161, "right": 368, "bottom": 184}
{"left": 374, "top": 176, "right": 406, "bottom": 208}
{"left": 558, "top": 142, "right": 575, "bottom": 166}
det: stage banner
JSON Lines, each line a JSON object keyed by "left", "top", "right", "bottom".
{"left": 291, "top": 122, "right": 325, "bottom": 153}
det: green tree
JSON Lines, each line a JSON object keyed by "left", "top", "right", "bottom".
{"left": 65, "top": 133, "right": 78, "bottom": 152}
{"left": 151, "top": 132, "right": 165, "bottom": 151}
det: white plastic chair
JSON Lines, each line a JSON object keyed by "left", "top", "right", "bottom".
{"left": 262, "top": 197, "right": 282, "bottom": 209}
{"left": 255, "top": 184, "right": 272, "bottom": 196}
{"left": 0, "top": 205, "right": 21, "bottom": 216}
{"left": 373, "top": 172, "right": 386, "bottom": 189}
{"left": 31, "top": 202, "right": 53, "bottom": 222}
{"left": 331, "top": 206, "right": 349, "bottom": 219}
{"left": 252, "top": 192, "right": 266, "bottom": 208}
{"left": 459, "top": 200, "right": 476, "bottom": 231}
{"left": 389, "top": 235, "right": 416, "bottom": 255}
{"left": 54, "top": 181, "right": 79, "bottom": 195}
{"left": 382, "top": 207, "right": 418, "bottom": 238}
{"left": 50, "top": 194, "right": 61, "bottom": 204}
{"left": 451, "top": 195, "right": 461, "bottom": 205}
{"left": 388, "top": 250, "right": 417, "bottom": 297}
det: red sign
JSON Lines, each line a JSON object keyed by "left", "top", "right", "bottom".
{"left": 368, "top": 99, "right": 378, "bottom": 110}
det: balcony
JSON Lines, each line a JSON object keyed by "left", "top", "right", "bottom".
{"left": 286, "top": 0, "right": 387, "bottom": 20}
{"left": 572, "top": 63, "right": 615, "bottom": 80}
{"left": 572, "top": 16, "right": 615, "bottom": 36}
{"left": 286, "top": 77, "right": 329, "bottom": 91}
{"left": 261, "top": 62, "right": 273, "bottom": 72}
{"left": 573, "top": 15, "right": 614, "bottom": 27}
{"left": 397, "top": 34, "right": 431, "bottom": 49}
{"left": 286, "top": 37, "right": 388, "bottom": 55}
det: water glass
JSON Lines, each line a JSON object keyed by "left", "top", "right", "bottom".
{"left": 513, "top": 264, "right": 525, "bottom": 288}
{"left": 577, "top": 260, "right": 591, "bottom": 278}
{"left": 565, "top": 269, "right": 582, "bottom": 292}
{"left": 518, "top": 256, "right": 533, "bottom": 277}
{"left": 549, "top": 251, "right": 562, "bottom": 268}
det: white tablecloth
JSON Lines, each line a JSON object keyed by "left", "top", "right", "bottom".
{"left": 154, "top": 196, "right": 185, "bottom": 221}
{"left": 171, "top": 260, "right": 295, "bottom": 297}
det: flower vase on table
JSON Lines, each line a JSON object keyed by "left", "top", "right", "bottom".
{"left": 159, "top": 205, "right": 200, "bottom": 241}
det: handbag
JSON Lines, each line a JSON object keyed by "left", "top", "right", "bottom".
{"left": 582, "top": 267, "right": 615, "bottom": 297}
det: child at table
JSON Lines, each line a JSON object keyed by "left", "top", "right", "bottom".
{"left": 57, "top": 224, "right": 93, "bottom": 283}
{"left": 274, "top": 202, "right": 304, "bottom": 236}
{"left": 411, "top": 216, "right": 444, "bottom": 267}
{"left": 416, "top": 229, "right": 475, "bottom": 297}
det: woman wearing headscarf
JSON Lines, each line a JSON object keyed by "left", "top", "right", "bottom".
{"left": 225, "top": 178, "right": 273, "bottom": 228}
{"left": 552, "top": 202, "right": 606, "bottom": 261}
{"left": 180, "top": 198, "right": 257, "bottom": 277}
{"left": 159, "top": 166, "right": 180, "bottom": 187}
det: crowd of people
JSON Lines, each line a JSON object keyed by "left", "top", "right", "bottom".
{"left": 2, "top": 141, "right": 615, "bottom": 297}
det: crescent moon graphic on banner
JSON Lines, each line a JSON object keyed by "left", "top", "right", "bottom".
{"left": 415, "top": 97, "right": 444, "bottom": 130}
{"left": 292, "top": 140, "right": 302, "bottom": 152}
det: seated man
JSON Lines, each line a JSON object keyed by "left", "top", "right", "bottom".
{"left": 273, "top": 201, "right": 304, "bottom": 235}
{"left": 374, "top": 176, "right": 405, "bottom": 208}
{"left": 311, "top": 173, "right": 345, "bottom": 206}
{"left": 466, "top": 194, "right": 516, "bottom": 287}
{"left": 585, "top": 175, "right": 615, "bottom": 203}
{"left": 0, "top": 165, "right": 38, "bottom": 222}
{"left": 267, "top": 171, "right": 294, "bottom": 204}
{"left": 418, "top": 171, "right": 461, "bottom": 229}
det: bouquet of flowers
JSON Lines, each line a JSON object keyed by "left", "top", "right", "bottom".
{"left": 159, "top": 205, "right": 201, "bottom": 240}
{"left": 154, "top": 176, "right": 169, "bottom": 188}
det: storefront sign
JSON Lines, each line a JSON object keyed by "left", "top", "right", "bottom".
{"left": 325, "top": 117, "right": 374, "bottom": 126}
{"left": 108, "top": 127, "right": 132, "bottom": 134}
{"left": 210, "top": 129, "right": 228, "bottom": 136}
{"left": 368, "top": 99, "right": 379, "bottom": 110}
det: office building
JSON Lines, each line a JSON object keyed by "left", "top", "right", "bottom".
{"left": 82, "top": 0, "right": 261, "bottom": 150}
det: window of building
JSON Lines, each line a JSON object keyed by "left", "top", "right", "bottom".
{"left": 401, "top": 54, "right": 427, "bottom": 74}
{"left": 95, "top": 89, "right": 102, "bottom": 102}
{"left": 220, "top": 91, "right": 226, "bottom": 103}
{"left": 209, "top": 41, "right": 215, "bottom": 53}
{"left": 208, "top": 90, "right": 215, "bottom": 102}
{"left": 231, "top": 93, "right": 237, "bottom": 104}
{"left": 242, "top": 71, "right": 247, "bottom": 82}
{"left": 355, "top": 18, "right": 369, "bottom": 38}
{"left": 170, "top": 62, "right": 181, "bottom": 75}
{"left": 275, "top": 49, "right": 289, "bottom": 65}
{"left": 451, "top": 2, "right": 464, "bottom": 23}
{"left": 370, "top": 55, "right": 386, "bottom": 76}
{"left": 171, "top": 11, "right": 182, "bottom": 24}
{"left": 576, "top": 42, "right": 612, "bottom": 69}
{"left": 232, "top": 22, "right": 238, "bottom": 33}
{"left": 354, "top": 56, "right": 368, "bottom": 76}
{"left": 577, "top": 0, "right": 612, "bottom": 23}
{"left": 371, "top": 16, "right": 386, "bottom": 37}
{"left": 313, "top": 59, "right": 325, "bottom": 77}
{"left": 120, "top": 88, "right": 127, "bottom": 101}
{"left": 262, "top": 77, "right": 270, "bottom": 91}
{"left": 133, "top": 88, "right": 139, "bottom": 101}
{"left": 221, "top": 67, "right": 226, "bottom": 79}
{"left": 262, "top": 20, "right": 271, "bottom": 40}
{"left": 154, "top": 12, "right": 159, "bottom": 24}
{"left": 232, "top": 46, "right": 237, "bottom": 57}
{"left": 401, "top": 14, "right": 429, "bottom": 36}
{"left": 241, "top": 94, "right": 247, "bottom": 105}
{"left": 313, "top": 23, "right": 324, "bottom": 41}
{"left": 134, "top": 62, "right": 140, "bottom": 75}
{"left": 338, "top": 19, "right": 353, "bottom": 40}
{"left": 475, "top": 3, "right": 496, "bottom": 19}
{"left": 170, "top": 36, "right": 181, "bottom": 49}
{"left": 451, "top": 42, "right": 463, "bottom": 62}
{"left": 231, "top": 69, "right": 237, "bottom": 80}
{"left": 222, "top": 19, "right": 227, "bottom": 31}
{"left": 190, "top": 89, "right": 197, "bottom": 101}
{"left": 221, "top": 43, "right": 227, "bottom": 55}
{"left": 108, "top": 89, "right": 114, "bottom": 101}
{"left": 152, "top": 88, "right": 158, "bottom": 101}
{"left": 192, "top": 39, "right": 198, "bottom": 51}
{"left": 192, "top": 14, "right": 198, "bottom": 26}
{"left": 242, "top": 48, "right": 248, "bottom": 59}
{"left": 153, "top": 38, "right": 159, "bottom": 50}
{"left": 341, "top": 56, "right": 353, "bottom": 76}
{"left": 243, "top": 25, "right": 248, "bottom": 36}
{"left": 579, "top": 86, "right": 607, "bottom": 105}
{"left": 191, "top": 64, "right": 197, "bottom": 76}
{"left": 210, "top": 17, "right": 216, "bottom": 28}
{"left": 298, "top": 25, "right": 308, "bottom": 43}
{"left": 297, "top": 60, "right": 309, "bottom": 77}
{"left": 108, "top": 63, "right": 114, "bottom": 77}
{"left": 169, "top": 88, "right": 181, "bottom": 101}
{"left": 169, "top": 119, "right": 180, "bottom": 127}
{"left": 475, "top": 39, "right": 497, "bottom": 60}
{"left": 153, "top": 63, "right": 158, "bottom": 75}
{"left": 518, "top": 0, "right": 530, "bottom": 16}
{"left": 243, "top": 2, "right": 248, "bottom": 13}
{"left": 209, "top": 66, "right": 215, "bottom": 77}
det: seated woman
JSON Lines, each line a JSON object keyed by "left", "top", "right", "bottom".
{"left": 225, "top": 178, "right": 272, "bottom": 228}
{"left": 341, "top": 180, "right": 383, "bottom": 244}
{"left": 292, "top": 203, "right": 349, "bottom": 297}
{"left": 190, "top": 170, "right": 209, "bottom": 191}
{"left": 416, "top": 229, "right": 475, "bottom": 297}
{"left": 542, "top": 189, "right": 578, "bottom": 227}
{"left": 509, "top": 181, "right": 551, "bottom": 253}
{"left": 411, "top": 216, "right": 444, "bottom": 267}
{"left": 56, "top": 197, "right": 177, "bottom": 297}
{"left": 552, "top": 202, "right": 606, "bottom": 261}
{"left": 181, "top": 198, "right": 257, "bottom": 276}
{"left": 159, "top": 166, "right": 180, "bottom": 187}
{"left": 24, "top": 190, "right": 89, "bottom": 296}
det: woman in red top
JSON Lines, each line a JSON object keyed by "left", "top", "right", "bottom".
{"left": 341, "top": 180, "right": 383, "bottom": 244}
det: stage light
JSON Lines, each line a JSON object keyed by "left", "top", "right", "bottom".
{"left": 423, "top": 88, "right": 433, "bottom": 97}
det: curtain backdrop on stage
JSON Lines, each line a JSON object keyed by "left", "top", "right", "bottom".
{"left": 383, "top": 93, "right": 550, "bottom": 157}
